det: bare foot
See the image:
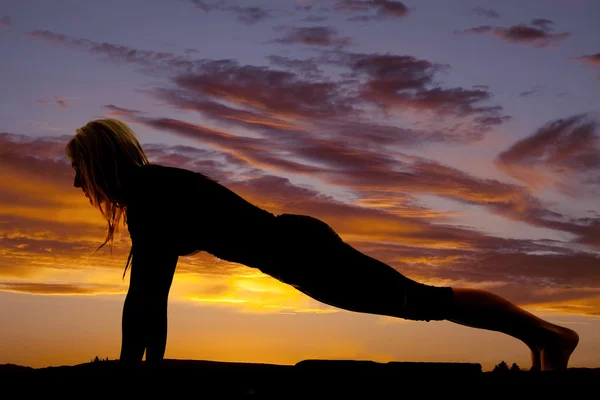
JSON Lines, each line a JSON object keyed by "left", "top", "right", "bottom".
{"left": 537, "top": 324, "right": 579, "bottom": 371}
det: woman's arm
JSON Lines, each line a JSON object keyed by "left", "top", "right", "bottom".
{"left": 120, "top": 242, "right": 178, "bottom": 365}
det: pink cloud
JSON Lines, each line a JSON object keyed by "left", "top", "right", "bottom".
{"left": 495, "top": 114, "right": 600, "bottom": 196}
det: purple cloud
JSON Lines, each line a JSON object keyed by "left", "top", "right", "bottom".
{"left": 530, "top": 18, "right": 554, "bottom": 31}
{"left": 496, "top": 114, "right": 600, "bottom": 196}
{"left": 333, "top": 0, "right": 411, "bottom": 20}
{"left": 457, "top": 19, "right": 571, "bottom": 48}
{"left": 188, "top": 0, "right": 272, "bottom": 24}
{"left": 273, "top": 26, "right": 352, "bottom": 48}
{"left": 471, "top": 7, "right": 500, "bottom": 18}
{"left": 28, "top": 29, "right": 510, "bottom": 142}
{"left": 573, "top": 53, "right": 600, "bottom": 66}
{"left": 518, "top": 85, "right": 546, "bottom": 98}
{"left": 35, "top": 96, "right": 69, "bottom": 109}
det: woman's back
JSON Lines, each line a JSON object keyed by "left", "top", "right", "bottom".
{"left": 126, "top": 164, "right": 278, "bottom": 263}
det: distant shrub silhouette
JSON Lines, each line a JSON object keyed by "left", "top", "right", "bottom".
{"left": 510, "top": 363, "right": 521, "bottom": 372}
{"left": 91, "top": 356, "right": 109, "bottom": 363}
{"left": 493, "top": 361, "right": 510, "bottom": 372}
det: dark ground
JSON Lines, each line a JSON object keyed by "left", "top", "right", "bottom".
{"left": 1, "top": 359, "right": 597, "bottom": 396}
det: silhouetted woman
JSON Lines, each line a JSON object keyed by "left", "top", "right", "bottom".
{"left": 66, "top": 118, "right": 579, "bottom": 371}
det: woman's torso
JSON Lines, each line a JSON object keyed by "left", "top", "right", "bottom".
{"left": 125, "top": 164, "right": 278, "bottom": 267}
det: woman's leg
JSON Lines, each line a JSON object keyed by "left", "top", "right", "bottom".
{"left": 448, "top": 288, "right": 579, "bottom": 371}
{"left": 272, "top": 214, "right": 579, "bottom": 371}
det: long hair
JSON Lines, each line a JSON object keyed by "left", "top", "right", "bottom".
{"left": 66, "top": 119, "right": 149, "bottom": 275}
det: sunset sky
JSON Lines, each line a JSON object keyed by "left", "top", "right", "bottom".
{"left": 1, "top": 0, "right": 600, "bottom": 371}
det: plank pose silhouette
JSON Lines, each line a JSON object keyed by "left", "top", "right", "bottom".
{"left": 67, "top": 119, "right": 579, "bottom": 371}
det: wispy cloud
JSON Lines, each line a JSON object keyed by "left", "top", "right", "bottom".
{"left": 188, "top": 0, "right": 273, "bottom": 24}
{"left": 333, "top": 0, "right": 411, "bottom": 21}
{"left": 456, "top": 19, "right": 571, "bottom": 48}
{"left": 0, "top": 282, "right": 124, "bottom": 295}
{"left": 531, "top": 18, "right": 554, "bottom": 31}
{"left": 573, "top": 53, "right": 600, "bottom": 66}
{"left": 572, "top": 53, "right": 600, "bottom": 80}
{"left": 0, "top": 16, "right": 11, "bottom": 26}
{"left": 495, "top": 114, "right": 600, "bottom": 197}
{"left": 518, "top": 85, "right": 546, "bottom": 98}
{"left": 266, "top": 55, "right": 324, "bottom": 78}
{"left": 273, "top": 26, "right": 352, "bottom": 48}
{"left": 35, "top": 96, "right": 69, "bottom": 109}
{"left": 329, "top": 51, "right": 510, "bottom": 130}
{"left": 27, "top": 29, "right": 510, "bottom": 143}
{"left": 104, "top": 104, "right": 147, "bottom": 117}
{"left": 471, "top": 7, "right": 500, "bottom": 19}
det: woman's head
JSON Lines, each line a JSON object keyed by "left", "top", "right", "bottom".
{"left": 66, "top": 118, "right": 149, "bottom": 252}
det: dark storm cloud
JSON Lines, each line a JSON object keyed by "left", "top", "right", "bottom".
{"left": 457, "top": 20, "right": 571, "bottom": 48}
{"left": 471, "top": 7, "right": 500, "bottom": 18}
{"left": 272, "top": 26, "right": 352, "bottom": 48}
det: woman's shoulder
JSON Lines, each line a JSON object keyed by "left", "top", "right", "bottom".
{"left": 131, "top": 164, "right": 216, "bottom": 192}
{"left": 125, "top": 164, "right": 205, "bottom": 211}
{"left": 125, "top": 165, "right": 198, "bottom": 240}
{"left": 135, "top": 163, "right": 197, "bottom": 180}
{"left": 142, "top": 163, "right": 217, "bottom": 182}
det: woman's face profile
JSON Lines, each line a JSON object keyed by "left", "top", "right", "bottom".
{"left": 72, "top": 163, "right": 90, "bottom": 202}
